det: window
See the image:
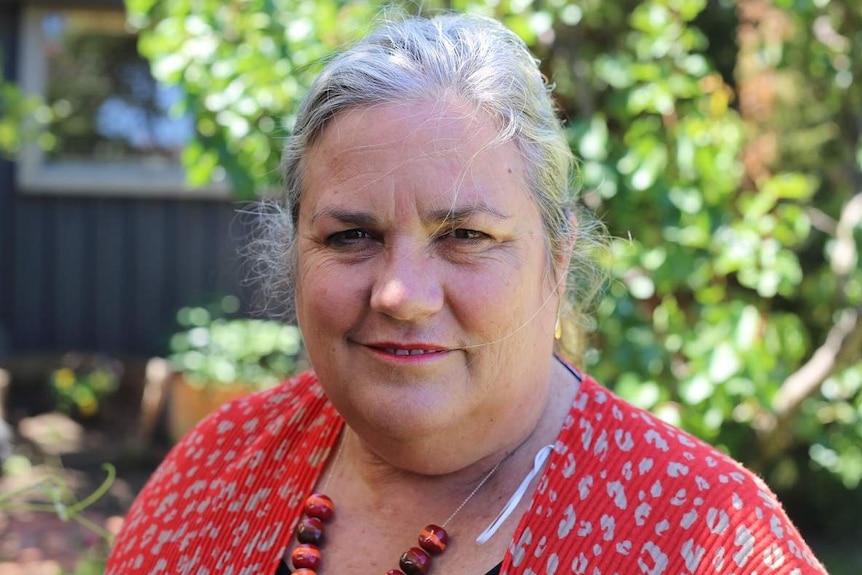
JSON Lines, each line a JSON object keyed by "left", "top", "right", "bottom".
{"left": 17, "top": 6, "right": 228, "bottom": 197}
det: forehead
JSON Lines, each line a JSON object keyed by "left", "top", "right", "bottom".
{"left": 300, "top": 99, "right": 532, "bottom": 212}
{"left": 310, "top": 102, "right": 501, "bottom": 170}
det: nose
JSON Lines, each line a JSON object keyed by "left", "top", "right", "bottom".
{"left": 370, "top": 245, "right": 443, "bottom": 321}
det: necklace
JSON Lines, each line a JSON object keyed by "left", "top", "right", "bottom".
{"left": 284, "top": 433, "right": 505, "bottom": 575}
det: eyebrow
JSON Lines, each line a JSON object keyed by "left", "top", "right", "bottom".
{"left": 426, "top": 203, "right": 511, "bottom": 224}
{"left": 310, "top": 203, "right": 511, "bottom": 226}
{"left": 310, "top": 208, "right": 380, "bottom": 227}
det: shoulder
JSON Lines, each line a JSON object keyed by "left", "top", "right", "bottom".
{"left": 510, "top": 374, "right": 826, "bottom": 574}
{"left": 142, "top": 369, "right": 333, "bottom": 489}
{"left": 107, "top": 369, "right": 341, "bottom": 574}
{"left": 558, "top": 375, "right": 746, "bottom": 476}
{"left": 168, "top": 369, "right": 330, "bottom": 457}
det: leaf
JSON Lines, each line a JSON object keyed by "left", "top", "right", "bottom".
{"left": 708, "top": 342, "right": 740, "bottom": 383}
{"left": 734, "top": 305, "right": 761, "bottom": 350}
{"left": 761, "top": 172, "right": 818, "bottom": 201}
{"left": 578, "top": 116, "right": 609, "bottom": 161}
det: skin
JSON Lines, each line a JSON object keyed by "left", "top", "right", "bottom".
{"left": 296, "top": 97, "right": 566, "bottom": 472}
{"left": 292, "top": 97, "right": 580, "bottom": 572}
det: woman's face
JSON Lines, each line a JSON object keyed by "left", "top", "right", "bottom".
{"left": 295, "top": 99, "right": 565, "bottom": 469}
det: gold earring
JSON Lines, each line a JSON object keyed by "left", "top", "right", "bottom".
{"left": 554, "top": 316, "right": 562, "bottom": 340}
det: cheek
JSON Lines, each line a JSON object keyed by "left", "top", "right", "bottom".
{"left": 462, "top": 247, "right": 552, "bottom": 308}
{"left": 448, "top": 270, "right": 548, "bottom": 340}
{"left": 296, "top": 261, "right": 367, "bottom": 339}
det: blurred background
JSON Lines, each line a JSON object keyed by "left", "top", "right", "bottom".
{"left": 1, "top": 0, "right": 860, "bottom": 573}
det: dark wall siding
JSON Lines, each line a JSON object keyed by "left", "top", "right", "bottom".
{"left": 2, "top": 191, "right": 259, "bottom": 357}
{"left": 93, "top": 198, "right": 126, "bottom": 351}
{"left": 1, "top": 3, "right": 22, "bottom": 355}
{"left": 7, "top": 195, "right": 257, "bottom": 357}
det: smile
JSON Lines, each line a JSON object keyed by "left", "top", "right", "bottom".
{"left": 383, "top": 348, "right": 446, "bottom": 356}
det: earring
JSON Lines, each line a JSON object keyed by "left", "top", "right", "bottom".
{"left": 554, "top": 316, "right": 562, "bottom": 340}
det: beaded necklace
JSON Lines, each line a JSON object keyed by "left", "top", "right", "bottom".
{"left": 285, "top": 360, "right": 578, "bottom": 574}
{"left": 284, "top": 433, "right": 505, "bottom": 575}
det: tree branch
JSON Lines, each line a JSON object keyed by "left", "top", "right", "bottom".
{"left": 777, "top": 190, "right": 862, "bottom": 413}
{"left": 756, "top": 191, "right": 862, "bottom": 463}
{"left": 772, "top": 305, "right": 862, "bottom": 417}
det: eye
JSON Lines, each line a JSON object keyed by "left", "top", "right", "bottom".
{"left": 326, "top": 229, "right": 374, "bottom": 246}
{"left": 445, "top": 228, "right": 489, "bottom": 241}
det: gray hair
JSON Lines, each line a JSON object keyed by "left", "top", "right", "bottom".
{"left": 251, "top": 13, "right": 606, "bottom": 359}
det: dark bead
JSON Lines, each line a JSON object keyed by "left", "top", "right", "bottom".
{"left": 418, "top": 524, "right": 448, "bottom": 555}
{"left": 295, "top": 516, "right": 325, "bottom": 545}
{"left": 304, "top": 493, "right": 335, "bottom": 521}
{"left": 291, "top": 544, "right": 322, "bottom": 570}
{"left": 399, "top": 547, "right": 431, "bottom": 575}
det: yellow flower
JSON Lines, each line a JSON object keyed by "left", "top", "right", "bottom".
{"left": 79, "top": 397, "right": 98, "bottom": 417}
{"left": 54, "top": 368, "right": 76, "bottom": 390}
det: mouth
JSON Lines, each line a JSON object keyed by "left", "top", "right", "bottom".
{"left": 380, "top": 347, "right": 447, "bottom": 356}
{"left": 363, "top": 342, "right": 452, "bottom": 359}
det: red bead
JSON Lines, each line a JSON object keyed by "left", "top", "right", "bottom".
{"left": 291, "top": 544, "right": 322, "bottom": 570}
{"left": 304, "top": 493, "right": 335, "bottom": 521}
{"left": 292, "top": 570, "right": 316, "bottom": 575}
{"left": 295, "top": 516, "right": 325, "bottom": 545}
{"left": 399, "top": 547, "right": 432, "bottom": 575}
{"left": 386, "top": 571, "right": 406, "bottom": 575}
{"left": 418, "top": 524, "right": 448, "bottom": 555}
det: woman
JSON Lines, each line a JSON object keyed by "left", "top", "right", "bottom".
{"left": 107, "top": 13, "right": 827, "bottom": 575}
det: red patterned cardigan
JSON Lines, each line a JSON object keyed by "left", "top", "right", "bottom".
{"left": 106, "top": 370, "right": 827, "bottom": 574}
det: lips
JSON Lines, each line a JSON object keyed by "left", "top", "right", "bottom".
{"left": 382, "top": 348, "right": 446, "bottom": 356}
{"left": 364, "top": 342, "right": 451, "bottom": 357}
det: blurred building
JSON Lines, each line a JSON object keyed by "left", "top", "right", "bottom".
{"left": 0, "top": 0, "right": 255, "bottom": 359}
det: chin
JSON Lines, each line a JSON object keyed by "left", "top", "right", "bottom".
{"left": 347, "top": 386, "right": 469, "bottom": 442}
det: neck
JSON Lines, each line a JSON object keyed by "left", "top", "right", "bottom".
{"left": 292, "top": 359, "right": 581, "bottom": 575}
{"left": 329, "top": 428, "right": 508, "bottom": 511}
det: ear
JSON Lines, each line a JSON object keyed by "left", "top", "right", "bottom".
{"left": 553, "top": 210, "right": 577, "bottom": 297}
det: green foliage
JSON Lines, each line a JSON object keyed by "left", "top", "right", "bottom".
{"left": 0, "top": 48, "right": 53, "bottom": 157}
{"left": 802, "top": 364, "right": 862, "bottom": 488}
{"left": 125, "top": 0, "right": 382, "bottom": 196}
{"left": 1, "top": 458, "right": 115, "bottom": 573}
{"left": 124, "top": 0, "right": 862, "bottom": 495}
{"left": 49, "top": 354, "right": 123, "bottom": 419}
{"left": 65, "top": 553, "right": 109, "bottom": 575}
{"left": 167, "top": 297, "right": 307, "bottom": 388}
{"left": 0, "top": 460, "right": 117, "bottom": 542}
